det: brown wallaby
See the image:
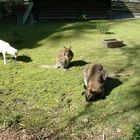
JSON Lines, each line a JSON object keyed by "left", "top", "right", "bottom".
{"left": 38, "top": 46, "right": 74, "bottom": 69}
{"left": 82, "top": 63, "right": 108, "bottom": 101}
{"left": 82, "top": 63, "right": 132, "bottom": 101}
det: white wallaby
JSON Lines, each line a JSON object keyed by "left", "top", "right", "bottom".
{"left": 0, "top": 40, "right": 18, "bottom": 64}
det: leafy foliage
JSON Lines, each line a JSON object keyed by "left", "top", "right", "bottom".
{"left": 96, "top": 23, "right": 110, "bottom": 34}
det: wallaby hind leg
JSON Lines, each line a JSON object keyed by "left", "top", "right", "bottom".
{"left": 2, "top": 53, "right": 6, "bottom": 64}
{"left": 102, "top": 69, "right": 108, "bottom": 81}
{"left": 84, "top": 71, "right": 89, "bottom": 87}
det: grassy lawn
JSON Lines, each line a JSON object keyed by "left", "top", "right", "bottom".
{"left": 0, "top": 19, "right": 140, "bottom": 139}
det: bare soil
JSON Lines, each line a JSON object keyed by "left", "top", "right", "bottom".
{"left": 0, "top": 127, "right": 43, "bottom": 140}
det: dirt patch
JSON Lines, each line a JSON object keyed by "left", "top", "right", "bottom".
{"left": 0, "top": 127, "right": 49, "bottom": 140}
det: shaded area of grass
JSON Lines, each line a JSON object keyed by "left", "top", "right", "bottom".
{"left": 119, "top": 44, "right": 140, "bottom": 74}
{"left": 16, "top": 55, "right": 32, "bottom": 63}
{"left": 68, "top": 60, "right": 89, "bottom": 68}
{"left": 105, "top": 77, "right": 122, "bottom": 97}
{"left": 0, "top": 21, "right": 97, "bottom": 51}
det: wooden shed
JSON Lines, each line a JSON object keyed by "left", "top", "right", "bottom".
{"left": 32, "top": 0, "right": 111, "bottom": 20}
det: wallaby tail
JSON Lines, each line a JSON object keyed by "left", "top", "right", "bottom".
{"left": 37, "top": 64, "right": 58, "bottom": 68}
{"left": 108, "top": 72, "right": 132, "bottom": 78}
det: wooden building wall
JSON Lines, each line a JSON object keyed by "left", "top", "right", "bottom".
{"left": 33, "top": 0, "right": 111, "bottom": 20}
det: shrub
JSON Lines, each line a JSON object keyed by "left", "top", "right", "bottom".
{"left": 78, "top": 14, "right": 88, "bottom": 20}
{"left": 96, "top": 23, "right": 109, "bottom": 34}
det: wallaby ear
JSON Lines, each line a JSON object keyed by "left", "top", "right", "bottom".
{"left": 83, "top": 85, "right": 87, "bottom": 90}
{"left": 69, "top": 46, "right": 71, "bottom": 49}
{"left": 63, "top": 46, "right": 66, "bottom": 49}
{"left": 81, "top": 91, "right": 85, "bottom": 95}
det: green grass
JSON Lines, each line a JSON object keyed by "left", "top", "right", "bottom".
{"left": 0, "top": 19, "right": 140, "bottom": 139}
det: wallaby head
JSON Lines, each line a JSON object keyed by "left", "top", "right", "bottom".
{"left": 63, "top": 46, "right": 74, "bottom": 58}
{"left": 82, "top": 85, "right": 103, "bottom": 101}
{"left": 10, "top": 48, "right": 18, "bottom": 59}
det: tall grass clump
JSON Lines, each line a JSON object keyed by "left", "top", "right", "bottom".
{"left": 132, "top": 124, "right": 140, "bottom": 140}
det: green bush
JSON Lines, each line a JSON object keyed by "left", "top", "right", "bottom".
{"left": 78, "top": 14, "right": 88, "bottom": 20}
{"left": 96, "top": 23, "right": 109, "bottom": 34}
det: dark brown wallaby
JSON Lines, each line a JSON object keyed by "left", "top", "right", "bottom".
{"left": 82, "top": 63, "right": 132, "bottom": 101}
{"left": 82, "top": 63, "right": 108, "bottom": 101}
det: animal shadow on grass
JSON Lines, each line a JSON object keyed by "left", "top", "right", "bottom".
{"left": 92, "top": 77, "right": 122, "bottom": 102}
{"left": 16, "top": 55, "right": 32, "bottom": 63}
{"left": 68, "top": 60, "right": 89, "bottom": 68}
{"left": 105, "top": 32, "right": 115, "bottom": 34}
{"left": 104, "top": 77, "right": 122, "bottom": 97}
